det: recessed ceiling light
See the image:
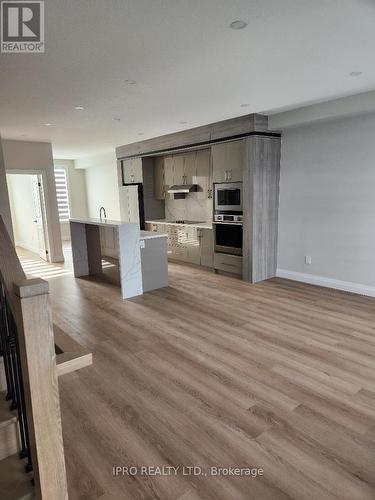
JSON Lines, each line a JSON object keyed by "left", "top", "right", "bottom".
{"left": 179, "top": 121, "right": 188, "bottom": 124}
{"left": 113, "top": 117, "right": 121, "bottom": 121}
{"left": 349, "top": 71, "right": 363, "bottom": 77}
{"left": 137, "top": 132, "right": 144, "bottom": 136}
{"left": 230, "top": 20, "right": 248, "bottom": 30}
{"left": 74, "top": 105, "right": 84, "bottom": 110}
{"left": 44, "top": 122, "right": 52, "bottom": 126}
{"left": 240, "top": 103, "right": 249, "bottom": 108}
{"left": 124, "top": 79, "right": 136, "bottom": 85}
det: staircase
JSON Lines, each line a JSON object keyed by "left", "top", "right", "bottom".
{"left": 0, "top": 359, "right": 34, "bottom": 500}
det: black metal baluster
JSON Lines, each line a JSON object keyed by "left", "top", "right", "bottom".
{"left": 0, "top": 283, "right": 32, "bottom": 473}
{"left": 0, "top": 285, "right": 15, "bottom": 403}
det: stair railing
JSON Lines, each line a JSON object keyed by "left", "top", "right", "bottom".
{"left": 0, "top": 215, "right": 68, "bottom": 500}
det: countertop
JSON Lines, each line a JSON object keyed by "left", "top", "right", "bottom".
{"left": 146, "top": 219, "right": 213, "bottom": 229}
{"left": 70, "top": 217, "right": 127, "bottom": 228}
{"left": 140, "top": 230, "right": 167, "bottom": 240}
{"left": 69, "top": 218, "right": 167, "bottom": 239}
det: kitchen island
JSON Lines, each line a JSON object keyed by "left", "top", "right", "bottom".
{"left": 70, "top": 218, "right": 168, "bottom": 299}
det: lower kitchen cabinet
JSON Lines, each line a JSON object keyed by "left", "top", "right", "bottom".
{"left": 199, "top": 228, "right": 214, "bottom": 268}
{"left": 213, "top": 252, "right": 242, "bottom": 276}
{"left": 145, "top": 223, "right": 213, "bottom": 268}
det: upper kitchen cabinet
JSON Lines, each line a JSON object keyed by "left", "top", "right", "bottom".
{"left": 195, "top": 148, "right": 211, "bottom": 199}
{"left": 164, "top": 156, "right": 174, "bottom": 191}
{"left": 172, "top": 154, "right": 185, "bottom": 185}
{"left": 123, "top": 157, "right": 143, "bottom": 184}
{"left": 183, "top": 153, "right": 197, "bottom": 185}
{"left": 154, "top": 157, "right": 165, "bottom": 200}
{"left": 212, "top": 140, "right": 244, "bottom": 183}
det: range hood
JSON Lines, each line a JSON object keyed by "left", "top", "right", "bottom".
{"left": 167, "top": 184, "right": 197, "bottom": 194}
{"left": 167, "top": 184, "right": 198, "bottom": 199}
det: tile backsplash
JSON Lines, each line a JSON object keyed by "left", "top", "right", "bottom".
{"left": 165, "top": 193, "right": 212, "bottom": 222}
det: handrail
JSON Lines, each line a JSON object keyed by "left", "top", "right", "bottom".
{"left": 0, "top": 216, "right": 68, "bottom": 500}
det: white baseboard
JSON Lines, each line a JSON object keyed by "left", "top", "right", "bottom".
{"left": 276, "top": 269, "right": 375, "bottom": 298}
{"left": 15, "top": 241, "right": 40, "bottom": 255}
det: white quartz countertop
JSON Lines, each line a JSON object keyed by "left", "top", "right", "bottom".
{"left": 70, "top": 217, "right": 128, "bottom": 228}
{"left": 146, "top": 219, "right": 213, "bottom": 229}
{"left": 140, "top": 230, "right": 167, "bottom": 240}
{"left": 70, "top": 219, "right": 167, "bottom": 239}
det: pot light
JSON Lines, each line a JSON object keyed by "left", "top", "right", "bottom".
{"left": 179, "top": 121, "right": 188, "bottom": 124}
{"left": 240, "top": 103, "right": 249, "bottom": 108}
{"left": 44, "top": 122, "right": 52, "bottom": 126}
{"left": 113, "top": 117, "right": 121, "bottom": 121}
{"left": 124, "top": 79, "right": 136, "bottom": 85}
{"left": 137, "top": 132, "right": 144, "bottom": 136}
{"left": 74, "top": 105, "right": 84, "bottom": 110}
{"left": 230, "top": 20, "right": 248, "bottom": 30}
{"left": 349, "top": 71, "right": 362, "bottom": 77}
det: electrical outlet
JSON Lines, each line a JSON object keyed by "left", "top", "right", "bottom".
{"left": 140, "top": 239, "right": 145, "bottom": 249}
{"left": 305, "top": 255, "right": 312, "bottom": 265}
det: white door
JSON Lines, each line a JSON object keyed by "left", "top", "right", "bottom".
{"left": 31, "top": 176, "right": 48, "bottom": 260}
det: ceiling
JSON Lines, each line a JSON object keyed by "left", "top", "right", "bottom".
{"left": 1, "top": 0, "right": 375, "bottom": 159}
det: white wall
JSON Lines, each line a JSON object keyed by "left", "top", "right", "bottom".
{"left": 278, "top": 112, "right": 375, "bottom": 293}
{"left": 3, "top": 140, "right": 63, "bottom": 262}
{"left": 54, "top": 159, "right": 88, "bottom": 240}
{"left": 75, "top": 151, "right": 120, "bottom": 220}
{"left": 0, "top": 136, "right": 13, "bottom": 240}
{"left": 7, "top": 174, "right": 40, "bottom": 253}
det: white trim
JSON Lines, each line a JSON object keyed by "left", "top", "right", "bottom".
{"left": 276, "top": 269, "right": 375, "bottom": 298}
{"left": 15, "top": 241, "right": 41, "bottom": 255}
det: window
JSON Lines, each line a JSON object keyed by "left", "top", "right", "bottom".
{"left": 54, "top": 168, "right": 71, "bottom": 222}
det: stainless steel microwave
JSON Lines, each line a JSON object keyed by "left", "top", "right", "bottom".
{"left": 214, "top": 182, "right": 243, "bottom": 212}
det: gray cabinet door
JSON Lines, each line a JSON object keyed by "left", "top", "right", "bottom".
{"left": 123, "top": 158, "right": 143, "bottom": 184}
{"left": 212, "top": 143, "right": 227, "bottom": 183}
{"left": 196, "top": 149, "right": 211, "bottom": 199}
{"left": 119, "top": 185, "right": 139, "bottom": 224}
{"left": 173, "top": 154, "right": 185, "bottom": 186}
{"left": 185, "top": 226, "right": 200, "bottom": 265}
{"left": 225, "top": 140, "right": 244, "bottom": 182}
{"left": 164, "top": 156, "right": 174, "bottom": 193}
{"left": 212, "top": 140, "right": 244, "bottom": 183}
{"left": 154, "top": 157, "right": 165, "bottom": 200}
{"left": 199, "top": 228, "right": 213, "bottom": 268}
{"left": 184, "top": 152, "right": 197, "bottom": 185}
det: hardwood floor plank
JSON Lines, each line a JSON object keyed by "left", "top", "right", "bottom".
{"left": 17, "top": 247, "right": 375, "bottom": 500}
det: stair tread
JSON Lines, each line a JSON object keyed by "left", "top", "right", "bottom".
{"left": 0, "top": 392, "right": 17, "bottom": 428}
{"left": 0, "top": 454, "right": 34, "bottom": 500}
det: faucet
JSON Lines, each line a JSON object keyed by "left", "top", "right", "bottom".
{"left": 99, "top": 206, "right": 107, "bottom": 221}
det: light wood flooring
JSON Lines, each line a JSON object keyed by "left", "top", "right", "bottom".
{"left": 18, "top": 248, "right": 375, "bottom": 500}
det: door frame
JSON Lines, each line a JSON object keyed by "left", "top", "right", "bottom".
{"left": 6, "top": 169, "right": 51, "bottom": 261}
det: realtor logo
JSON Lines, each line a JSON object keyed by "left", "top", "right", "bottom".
{"left": 1, "top": 1, "right": 44, "bottom": 53}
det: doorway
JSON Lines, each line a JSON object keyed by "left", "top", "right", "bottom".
{"left": 6, "top": 173, "right": 50, "bottom": 261}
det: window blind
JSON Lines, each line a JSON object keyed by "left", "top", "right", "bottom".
{"left": 54, "top": 168, "right": 71, "bottom": 222}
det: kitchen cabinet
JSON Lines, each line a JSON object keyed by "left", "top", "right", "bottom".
{"left": 173, "top": 155, "right": 185, "bottom": 185}
{"left": 146, "top": 222, "right": 213, "bottom": 268}
{"left": 123, "top": 158, "right": 143, "bottom": 184}
{"left": 199, "top": 228, "right": 214, "bottom": 268}
{"left": 184, "top": 226, "right": 200, "bottom": 265}
{"left": 196, "top": 148, "right": 212, "bottom": 199}
{"left": 164, "top": 156, "right": 174, "bottom": 192}
{"left": 154, "top": 157, "right": 165, "bottom": 200}
{"left": 214, "top": 253, "right": 242, "bottom": 276}
{"left": 212, "top": 140, "right": 244, "bottom": 183}
{"left": 183, "top": 153, "right": 197, "bottom": 185}
{"left": 119, "top": 185, "right": 140, "bottom": 224}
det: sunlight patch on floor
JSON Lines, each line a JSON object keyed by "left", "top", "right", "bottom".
{"left": 19, "top": 256, "right": 73, "bottom": 279}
